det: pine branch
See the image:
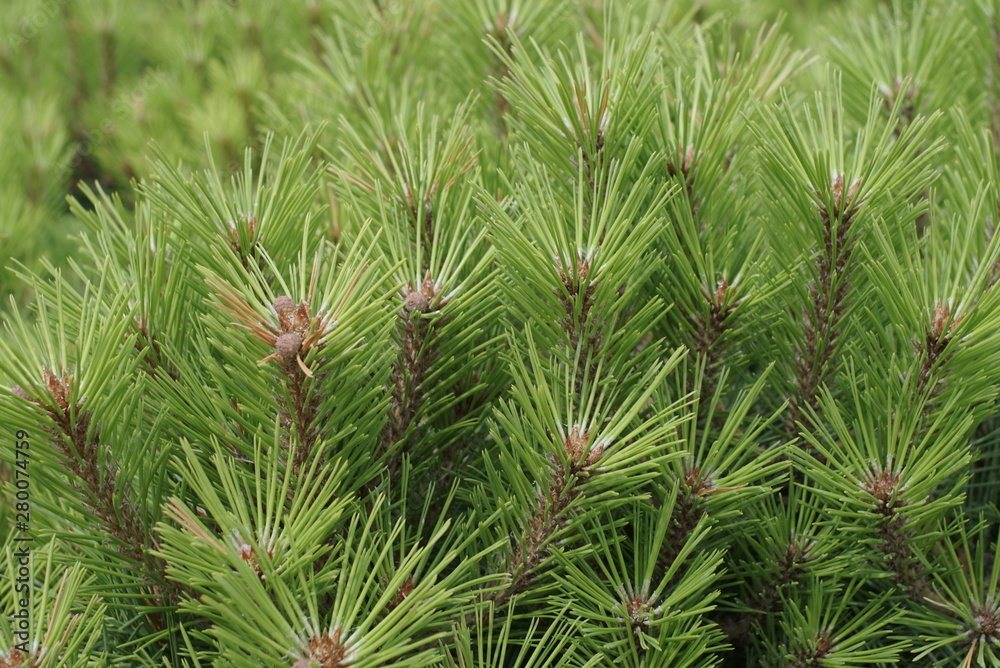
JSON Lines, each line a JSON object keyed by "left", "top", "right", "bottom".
{"left": 11, "top": 372, "right": 180, "bottom": 633}
{"left": 488, "top": 426, "right": 603, "bottom": 612}
{"left": 382, "top": 276, "right": 447, "bottom": 482}
{"left": 786, "top": 173, "right": 864, "bottom": 432}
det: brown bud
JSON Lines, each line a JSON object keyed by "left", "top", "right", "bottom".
{"left": 714, "top": 278, "right": 728, "bottom": 306}
{"left": 404, "top": 289, "right": 429, "bottom": 313}
{"left": 420, "top": 270, "right": 437, "bottom": 296}
{"left": 846, "top": 177, "right": 862, "bottom": 209}
{"left": 275, "top": 333, "right": 303, "bottom": 361}
{"left": 831, "top": 172, "right": 845, "bottom": 211}
{"left": 683, "top": 144, "right": 695, "bottom": 172}
{"left": 273, "top": 295, "right": 295, "bottom": 315}
{"left": 398, "top": 575, "right": 414, "bottom": 603}
{"left": 292, "top": 303, "right": 312, "bottom": 332}
{"left": 11, "top": 385, "right": 31, "bottom": 400}
{"left": 273, "top": 295, "right": 296, "bottom": 331}
{"left": 564, "top": 425, "right": 591, "bottom": 464}
{"left": 585, "top": 441, "right": 604, "bottom": 467}
{"left": 237, "top": 543, "right": 261, "bottom": 577}
{"left": 863, "top": 466, "right": 901, "bottom": 505}
{"left": 626, "top": 595, "right": 651, "bottom": 630}
{"left": 43, "top": 369, "right": 71, "bottom": 410}
{"left": 2, "top": 649, "right": 26, "bottom": 668}
{"left": 307, "top": 629, "right": 347, "bottom": 666}
{"left": 931, "top": 302, "right": 951, "bottom": 339}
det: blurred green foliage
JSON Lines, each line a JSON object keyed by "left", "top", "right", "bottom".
{"left": 0, "top": 0, "right": 891, "bottom": 309}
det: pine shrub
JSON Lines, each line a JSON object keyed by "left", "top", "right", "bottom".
{"left": 3, "top": 1, "right": 1000, "bottom": 666}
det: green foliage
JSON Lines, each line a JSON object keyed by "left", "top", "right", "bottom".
{"left": 4, "top": 1, "right": 1000, "bottom": 667}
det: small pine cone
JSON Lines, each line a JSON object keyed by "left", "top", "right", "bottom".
{"left": 273, "top": 295, "right": 295, "bottom": 315}
{"left": 404, "top": 289, "right": 429, "bottom": 313}
{"left": 274, "top": 295, "right": 296, "bottom": 330}
{"left": 275, "top": 332, "right": 303, "bottom": 361}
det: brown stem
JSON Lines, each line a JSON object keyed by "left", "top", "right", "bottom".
{"left": 722, "top": 538, "right": 814, "bottom": 645}
{"left": 909, "top": 301, "right": 961, "bottom": 438}
{"left": 917, "top": 304, "right": 953, "bottom": 392}
{"left": 667, "top": 145, "right": 737, "bottom": 416}
{"left": 786, "top": 175, "right": 863, "bottom": 432}
{"left": 555, "top": 253, "right": 605, "bottom": 393}
{"left": 15, "top": 371, "right": 180, "bottom": 634}
{"left": 474, "top": 428, "right": 602, "bottom": 625}
{"left": 657, "top": 466, "right": 712, "bottom": 572}
{"left": 564, "top": 80, "right": 609, "bottom": 238}
{"left": 381, "top": 278, "right": 444, "bottom": 482}
{"left": 398, "top": 185, "right": 435, "bottom": 275}
{"left": 278, "top": 360, "right": 322, "bottom": 476}
{"left": 863, "top": 466, "right": 929, "bottom": 599}
{"left": 217, "top": 286, "right": 340, "bottom": 477}
{"left": 880, "top": 78, "right": 929, "bottom": 238}
{"left": 492, "top": 464, "right": 578, "bottom": 609}
{"left": 581, "top": 129, "right": 609, "bottom": 238}
{"left": 133, "top": 318, "right": 180, "bottom": 382}
{"left": 692, "top": 278, "right": 737, "bottom": 416}
{"left": 430, "top": 372, "right": 489, "bottom": 496}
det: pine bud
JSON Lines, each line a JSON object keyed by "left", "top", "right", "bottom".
{"left": 43, "top": 368, "right": 72, "bottom": 410}
{"left": 929, "top": 301, "right": 960, "bottom": 340}
{"left": 274, "top": 295, "right": 296, "bottom": 331}
{"left": 292, "top": 303, "right": 312, "bottom": 332}
{"left": 305, "top": 629, "right": 348, "bottom": 667}
{"left": 420, "top": 275, "right": 436, "bottom": 297}
{"left": 11, "top": 385, "right": 31, "bottom": 400}
{"left": 273, "top": 295, "right": 295, "bottom": 315}
{"left": 862, "top": 466, "right": 902, "bottom": 506}
{"left": 831, "top": 172, "right": 844, "bottom": 211}
{"left": 404, "top": 289, "right": 429, "bottom": 313}
{"left": 2, "top": 649, "right": 26, "bottom": 668}
{"left": 237, "top": 543, "right": 261, "bottom": 577}
{"left": 275, "top": 332, "right": 303, "bottom": 361}
{"left": 564, "top": 425, "right": 595, "bottom": 466}
{"left": 387, "top": 576, "right": 415, "bottom": 612}
{"left": 713, "top": 278, "right": 728, "bottom": 306}
{"left": 585, "top": 441, "right": 604, "bottom": 467}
